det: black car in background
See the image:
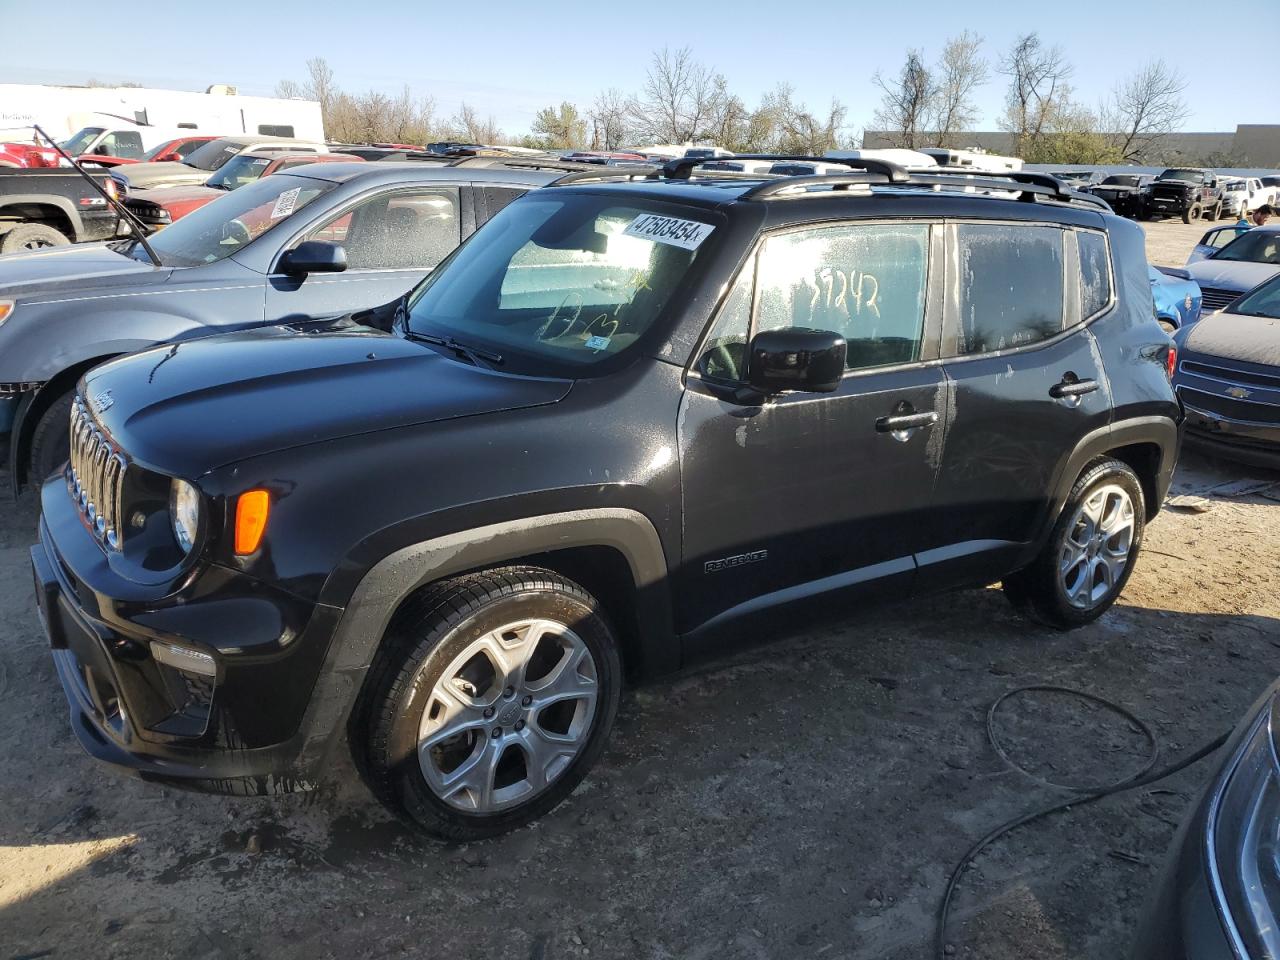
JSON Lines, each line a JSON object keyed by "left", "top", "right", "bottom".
{"left": 31, "top": 157, "right": 1181, "bottom": 840}
{"left": 1173, "top": 271, "right": 1280, "bottom": 468}
{"left": 1144, "top": 168, "right": 1227, "bottom": 223}
{"left": 1132, "top": 678, "right": 1280, "bottom": 959}
{"left": 1088, "top": 174, "right": 1154, "bottom": 218}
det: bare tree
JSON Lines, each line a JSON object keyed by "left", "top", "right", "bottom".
{"left": 928, "top": 32, "right": 988, "bottom": 147}
{"left": 871, "top": 51, "right": 935, "bottom": 148}
{"left": 448, "top": 103, "right": 503, "bottom": 145}
{"left": 629, "top": 46, "right": 727, "bottom": 144}
{"left": 1100, "top": 60, "right": 1189, "bottom": 163}
{"left": 998, "top": 33, "right": 1075, "bottom": 156}
{"left": 589, "top": 88, "right": 630, "bottom": 150}
{"left": 275, "top": 79, "right": 305, "bottom": 100}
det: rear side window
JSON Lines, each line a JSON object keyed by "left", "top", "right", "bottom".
{"left": 258, "top": 124, "right": 295, "bottom": 137}
{"left": 951, "top": 224, "right": 1064, "bottom": 355}
{"left": 1077, "top": 231, "right": 1112, "bottom": 319}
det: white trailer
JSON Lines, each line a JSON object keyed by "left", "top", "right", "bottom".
{"left": 0, "top": 83, "right": 324, "bottom": 144}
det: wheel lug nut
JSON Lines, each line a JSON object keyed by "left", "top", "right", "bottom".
{"left": 515, "top": 720, "right": 525, "bottom": 731}
{"left": 504, "top": 686, "right": 515, "bottom": 698}
{"left": 521, "top": 695, "right": 532, "bottom": 707}
{"left": 491, "top": 727, "right": 502, "bottom": 739}
{"left": 483, "top": 707, "right": 495, "bottom": 719}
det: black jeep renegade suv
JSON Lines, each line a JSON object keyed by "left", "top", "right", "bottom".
{"left": 31, "top": 157, "right": 1182, "bottom": 840}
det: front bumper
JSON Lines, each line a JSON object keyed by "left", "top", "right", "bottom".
{"left": 32, "top": 474, "right": 348, "bottom": 794}
{"left": 1177, "top": 399, "right": 1280, "bottom": 470}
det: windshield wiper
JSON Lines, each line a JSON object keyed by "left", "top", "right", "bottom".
{"left": 404, "top": 331, "right": 503, "bottom": 368}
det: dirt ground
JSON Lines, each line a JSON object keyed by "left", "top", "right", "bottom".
{"left": 1, "top": 218, "right": 1277, "bottom": 960}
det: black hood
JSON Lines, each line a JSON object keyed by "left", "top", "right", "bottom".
{"left": 82, "top": 321, "right": 573, "bottom": 476}
{"left": 0, "top": 241, "right": 167, "bottom": 299}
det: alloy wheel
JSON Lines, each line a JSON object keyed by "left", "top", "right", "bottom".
{"left": 1059, "top": 483, "right": 1135, "bottom": 610}
{"left": 418, "top": 618, "right": 599, "bottom": 813}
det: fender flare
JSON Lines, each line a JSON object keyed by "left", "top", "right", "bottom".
{"left": 1042, "top": 414, "right": 1181, "bottom": 539}
{"left": 0, "top": 194, "right": 84, "bottom": 239}
{"left": 291, "top": 508, "right": 675, "bottom": 773}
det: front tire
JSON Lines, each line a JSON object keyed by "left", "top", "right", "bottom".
{"left": 1003, "top": 459, "right": 1145, "bottom": 629}
{"left": 27, "top": 390, "right": 74, "bottom": 483}
{"left": 351, "top": 566, "right": 621, "bottom": 841}
{"left": 1183, "top": 205, "right": 1198, "bottom": 224}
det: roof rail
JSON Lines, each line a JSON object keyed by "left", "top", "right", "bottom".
{"left": 659, "top": 153, "right": 910, "bottom": 183}
{"left": 550, "top": 165, "right": 661, "bottom": 186}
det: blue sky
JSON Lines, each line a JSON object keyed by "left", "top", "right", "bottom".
{"left": 0, "top": 0, "right": 1271, "bottom": 139}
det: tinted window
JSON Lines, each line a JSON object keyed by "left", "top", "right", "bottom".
{"left": 755, "top": 223, "right": 929, "bottom": 370}
{"left": 953, "top": 224, "right": 1064, "bottom": 355}
{"left": 1077, "top": 231, "right": 1111, "bottom": 319}
{"left": 258, "top": 124, "right": 295, "bottom": 137}
{"left": 307, "top": 189, "right": 460, "bottom": 271}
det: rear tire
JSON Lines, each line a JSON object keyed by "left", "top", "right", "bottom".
{"left": 0, "top": 223, "right": 70, "bottom": 253}
{"left": 350, "top": 566, "right": 622, "bottom": 842}
{"left": 1002, "top": 458, "right": 1145, "bottom": 630}
{"left": 1211, "top": 201, "right": 1224, "bottom": 220}
{"left": 27, "top": 390, "right": 74, "bottom": 484}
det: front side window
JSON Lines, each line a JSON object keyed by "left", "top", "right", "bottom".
{"left": 407, "top": 195, "right": 714, "bottom": 376}
{"left": 1077, "top": 231, "right": 1112, "bottom": 319}
{"left": 951, "top": 224, "right": 1065, "bottom": 356}
{"left": 100, "top": 131, "right": 144, "bottom": 158}
{"left": 1213, "top": 231, "right": 1280, "bottom": 265}
{"left": 755, "top": 223, "right": 930, "bottom": 370}
{"left": 303, "top": 189, "right": 459, "bottom": 270}
{"left": 132, "top": 174, "right": 335, "bottom": 267}
{"left": 697, "top": 262, "right": 753, "bottom": 381}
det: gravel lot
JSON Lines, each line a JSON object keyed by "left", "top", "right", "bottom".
{"left": 1, "top": 218, "right": 1276, "bottom": 960}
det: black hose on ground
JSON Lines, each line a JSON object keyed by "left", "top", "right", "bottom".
{"left": 934, "top": 685, "right": 1231, "bottom": 959}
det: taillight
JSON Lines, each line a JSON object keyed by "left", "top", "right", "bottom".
{"left": 1166, "top": 344, "right": 1177, "bottom": 380}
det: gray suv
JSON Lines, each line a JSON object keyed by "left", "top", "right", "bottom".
{"left": 0, "top": 160, "right": 564, "bottom": 486}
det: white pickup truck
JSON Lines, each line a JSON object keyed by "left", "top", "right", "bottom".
{"left": 1220, "top": 177, "right": 1275, "bottom": 217}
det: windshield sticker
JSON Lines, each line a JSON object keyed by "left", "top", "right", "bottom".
{"left": 585, "top": 334, "right": 611, "bottom": 351}
{"left": 270, "top": 187, "right": 302, "bottom": 220}
{"left": 623, "top": 214, "right": 714, "bottom": 250}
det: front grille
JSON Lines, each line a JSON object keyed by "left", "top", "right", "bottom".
{"left": 1199, "top": 287, "right": 1241, "bottom": 311}
{"left": 67, "top": 395, "right": 128, "bottom": 549}
{"left": 1151, "top": 186, "right": 1188, "bottom": 202}
{"left": 1182, "top": 359, "right": 1280, "bottom": 390}
{"left": 1179, "top": 387, "right": 1280, "bottom": 425}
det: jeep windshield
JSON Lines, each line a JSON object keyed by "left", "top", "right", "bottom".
{"left": 406, "top": 194, "right": 716, "bottom": 376}
{"left": 116, "top": 174, "right": 335, "bottom": 267}
{"left": 1211, "top": 230, "right": 1280, "bottom": 265}
{"left": 180, "top": 139, "right": 250, "bottom": 172}
{"left": 205, "top": 154, "right": 272, "bottom": 190}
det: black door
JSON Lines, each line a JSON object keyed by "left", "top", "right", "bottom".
{"left": 677, "top": 220, "right": 948, "bottom": 635}
{"left": 925, "top": 223, "right": 1114, "bottom": 589}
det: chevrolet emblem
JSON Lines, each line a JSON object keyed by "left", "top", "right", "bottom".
{"left": 1226, "top": 387, "right": 1252, "bottom": 400}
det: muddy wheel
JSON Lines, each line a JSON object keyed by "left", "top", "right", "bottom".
{"left": 351, "top": 566, "right": 621, "bottom": 841}
{"left": 1003, "top": 458, "right": 1145, "bottom": 630}
{"left": 0, "top": 223, "right": 70, "bottom": 253}
{"left": 1211, "top": 201, "right": 1224, "bottom": 220}
{"left": 1182, "top": 205, "right": 1198, "bottom": 224}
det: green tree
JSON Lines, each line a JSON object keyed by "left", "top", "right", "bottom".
{"left": 529, "top": 102, "right": 588, "bottom": 150}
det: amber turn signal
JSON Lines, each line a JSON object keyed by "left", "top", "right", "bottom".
{"left": 234, "top": 489, "right": 271, "bottom": 555}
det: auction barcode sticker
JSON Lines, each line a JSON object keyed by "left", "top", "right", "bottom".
{"left": 623, "top": 214, "right": 714, "bottom": 250}
{"left": 270, "top": 187, "right": 302, "bottom": 220}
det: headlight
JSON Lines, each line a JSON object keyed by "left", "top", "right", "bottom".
{"left": 1207, "top": 692, "right": 1280, "bottom": 958}
{"left": 169, "top": 478, "right": 201, "bottom": 553}
{"left": 0, "top": 300, "right": 14, "bottom": 327}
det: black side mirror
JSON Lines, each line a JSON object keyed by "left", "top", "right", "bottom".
{"left": 280, "top": 240, "right": 347, "bottom": 276}
{"left": 747, "top": 328, "right": 846, "bottom": 394}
